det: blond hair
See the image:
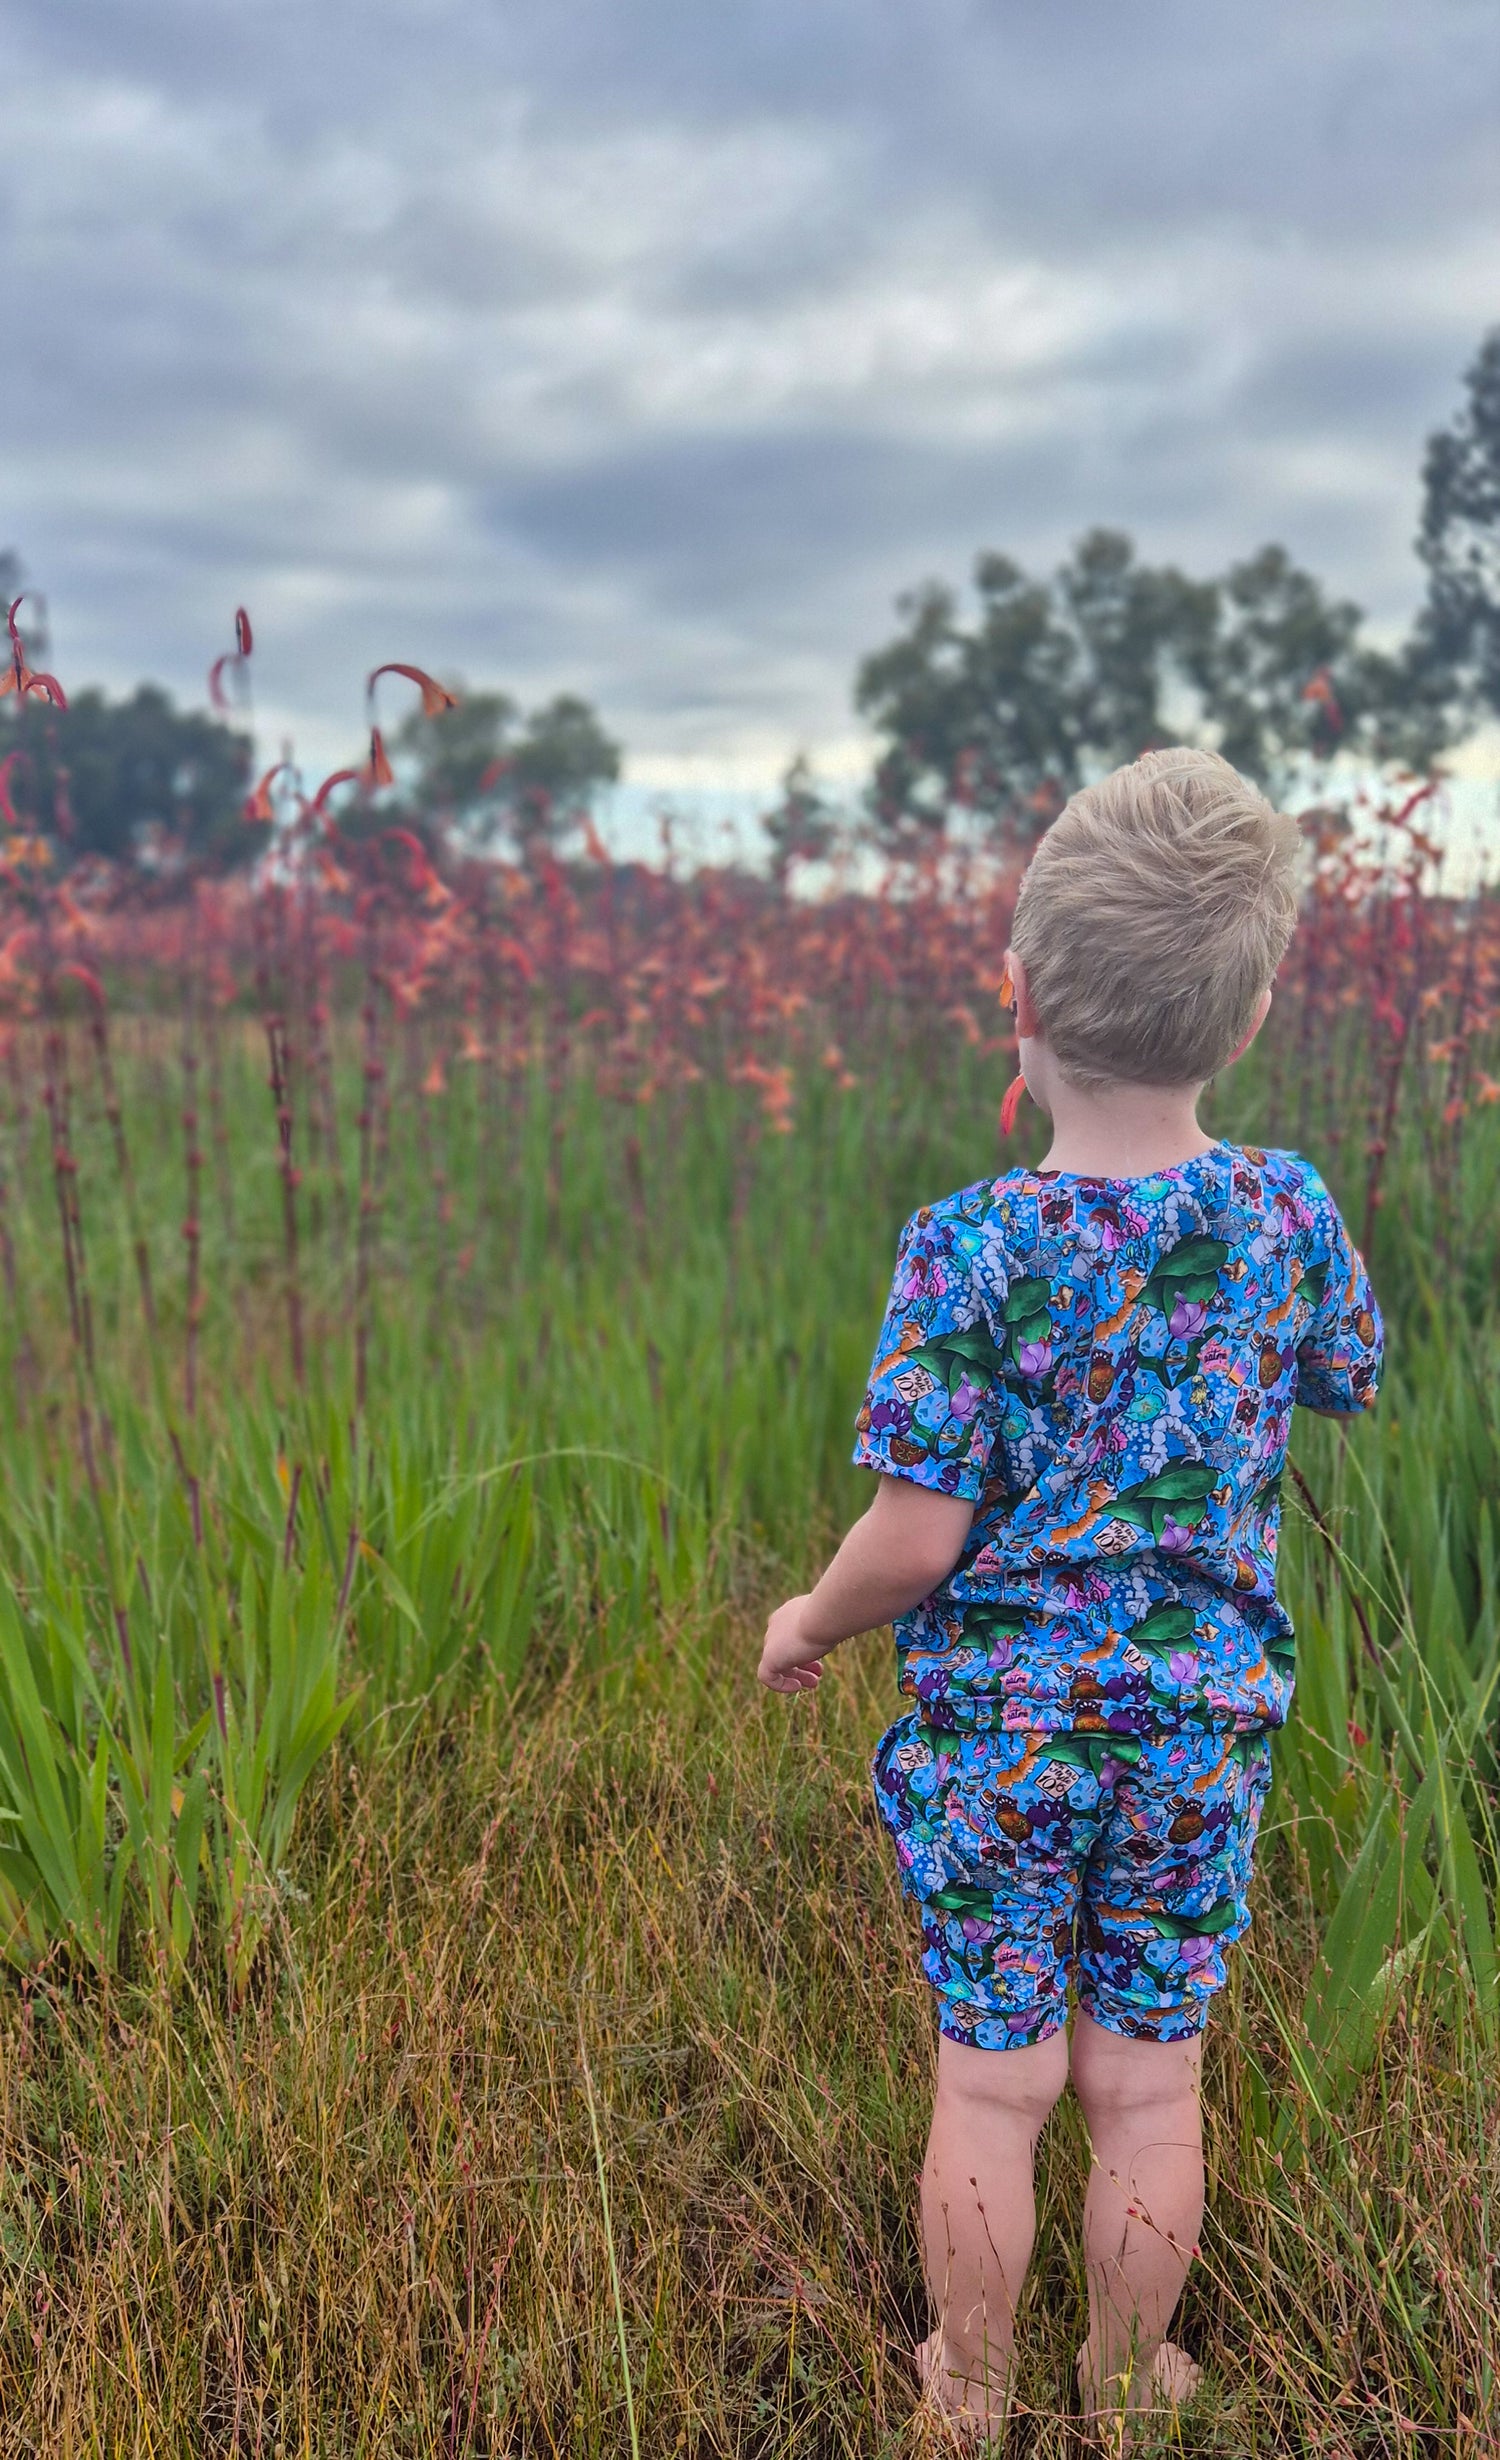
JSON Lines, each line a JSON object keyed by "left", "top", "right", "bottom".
{"left": 1009, "top": 748, "right": 1301, "bottom": 1090}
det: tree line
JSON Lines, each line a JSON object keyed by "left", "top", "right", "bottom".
{"left": 848, "top": 324, "right": 1499, "bottom": 856}
{"left": 4, "top": 328, "right": 1497, "bottom": 874}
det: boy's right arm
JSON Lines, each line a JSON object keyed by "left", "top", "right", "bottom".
{"left": 758, "top": 1194, "right": 994, "bottom": 1696}
{"left": 757, "top": 1475, "right": 974, "bottom": 1694}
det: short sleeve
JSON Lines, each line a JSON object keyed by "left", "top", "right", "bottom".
{"left": 1294, "top": 1184, "right": 1384, "bottom": 1415}
{"left": 852, "top": 1205, "right": 1005, "bottom": 1500}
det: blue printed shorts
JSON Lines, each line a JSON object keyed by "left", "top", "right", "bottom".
{"left": 871, "top": 1712, "right": 1273, "bottom": 2048}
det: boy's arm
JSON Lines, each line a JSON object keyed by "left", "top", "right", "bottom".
{"left": 757, "top": 1476, "right": 974, "bottom": 1694}
{"left": 1293, "top": 1184, "right": 1383, "bottom": 1419}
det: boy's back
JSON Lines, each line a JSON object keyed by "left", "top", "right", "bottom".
{"left": 855, "top": 1141, "right": 1381, "bottom": 1736}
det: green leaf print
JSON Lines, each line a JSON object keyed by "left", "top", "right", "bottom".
{"left": 1111, "top": 1460, "right": 1218, "bottom": 1542}
{"left": 997, "top": 1275, "right": 1053, "bottom": 1371}
{"left": 907, "top": 1324, "right": 1006, "bottom": 1394}
{"left": 1125, "top": 1602, "right": 1198, "bottom": 1657}
{"left": 927, "top": 1882, "right": 1002, "bottom": 1918}
{"left": 1001, "top": 1275, "right": 1052, "bottom": 1324}
{"left": 959, "top": 1602, "right": 1032, "bottom": 1644}
{"left": 1145, "top": 1898, "right": 1241, "bottom": 1941}
{"left": 1300, "top": 1257, "right": 1330, "bottom": 1312}
{"left": 1040, "top": 1733, "right": 1145, "bottom": 1777}
{"left": 1139, "top": 1235, "right": 1230, "bottom": 1316}
{"left": 1135, "top": 1340, "right": 1205, "bottom": 1393}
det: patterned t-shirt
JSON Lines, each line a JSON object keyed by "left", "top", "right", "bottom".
{"left": 853, "top": 1143, "right": 1382, "bottom": 1735}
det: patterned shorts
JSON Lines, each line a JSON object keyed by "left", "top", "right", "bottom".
{"left": 871, "top": 1711, "right": 1273, "bottom": 2049}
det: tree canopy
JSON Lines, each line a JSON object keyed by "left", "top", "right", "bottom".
{"left": 855, "top": 330, "right": 1500, "bottom": 850}
{"left": 396, "top": 687, "right": 621, "bottom": 857}
{"left": 1413, "top": 326, "right": 1500, "bottom": 729}
{"left": 762, "top": 755, "right": 837, "bottom": 885}
{"left": 856, "top": 526, "right": 1454, "bottom": 851}
{"left": 1, "top": 676, "right": 253, "bottom": 871}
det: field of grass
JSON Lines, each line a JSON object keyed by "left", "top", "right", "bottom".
{"left": 0, "top": 825, "right": 1496, "bottom": 2451}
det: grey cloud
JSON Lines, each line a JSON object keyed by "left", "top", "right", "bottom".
{"left": 1231, "top": 341, "right": 1468, "bottom": 441}
{"left": 496, "top": 426, "right": 1084, "bottom": 612}
{"left": 3, "top": 0, "right": 1497, "bottom": 776}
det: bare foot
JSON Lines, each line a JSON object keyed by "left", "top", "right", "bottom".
{"left": 1075, "top": 2342, "right": 1203, "bottom": 2450}
{"left": 914, "top": 2334, "right": 1008, "bottom": 2447}
{"left": 1149, "top": 2341, "right": 1202, "bottom": 2405}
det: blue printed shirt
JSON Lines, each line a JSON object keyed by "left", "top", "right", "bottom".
{"left": 853, "top": 1143, "right": 1383, "bottom": 1734}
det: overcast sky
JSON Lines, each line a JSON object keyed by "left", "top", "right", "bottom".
{"left": 5, "top": 0, "right": 1498, "bottom": 787}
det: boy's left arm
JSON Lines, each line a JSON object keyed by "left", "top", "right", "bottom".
{"left": 757, "top": 1476, "right": 973, "bottom": 1693}
{"left": 1294, "top": 1187, "right": 1384, "bottom": 1419}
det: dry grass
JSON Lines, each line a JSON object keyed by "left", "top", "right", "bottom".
{"left": 0, "top": 1608, "right": 1492, "bottom": 2459}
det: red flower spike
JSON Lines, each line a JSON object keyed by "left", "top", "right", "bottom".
{"left": 235, "top": 607, "right": 253, "bottom": 656}
{"left": 245, "top": 761, "right": 290, "bottom": 823}
{"left": 364, "top": 728, "right": 395, "bottom": 789}
{"left": 4, "top": 597, "right": 37, "bottom": 696}
{"left": 208, "top": 654, "right": 235, "bottom": 712}
{"left": 382, "top": 827, "right": 437, "bottom": 892}
{"left": 22, "top": 672, "right": 67, "bottom": 709}
{"left": 312, "top": 767, "right": 360, "bottom": 815}
{"left": 0, "top": 752, "right": 21, "bottom": 829}
{"left": 366, "top": 662, "right": 459, "bottom": 718}
{"left": 59, "top": 962, "right": 106, "bottom": 1009}
{"left": 1301, "top": 666, "right": 1344, "bottom": 737}
{"left": 1000, "top": 1073, "right": 1027, "bottom": 1137}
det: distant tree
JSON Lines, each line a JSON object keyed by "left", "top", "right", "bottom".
{"left": 1200, "top": 545, "right": 1366, "bottom": 778}
{"left": 858, "top": 530, "right": 1237, "bottom": 848}
{"left": 505, "top": 695, "right": 622, "bottom": 853}
{"left": 1055, "top": 528, "right": 1219, "bottom": 772}
{"left": 762, "top": 754, "right": 836, "bottom": 884}
{"left": 1210, "top": 545, "right": 1455, "bottom": 780}
{"left": 392, "top": 688, "right": 516, "bottom": 829}
{"left": 0, "top": 680, "right": 252, "bottom": 869}
{"left": 856, "top": 554, "right": 1081, "bottom": 850}
{"left": 1412, "top": 325, "right": 1500, "bottom": 729}
{"left": 398, "top": 685, "right": 620, "bottom": 858}
{"left": 856, "top": 519, "right": 1460, "bottom": 850}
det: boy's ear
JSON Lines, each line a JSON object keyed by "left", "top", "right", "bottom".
{"left": 1227, "top": 985, "right": 1273, "bottom": 1066}
{"left": 1005, "top": 948, "right": 1044, "bottom": 1041}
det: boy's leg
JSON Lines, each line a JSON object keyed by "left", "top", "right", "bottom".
{"left": 1069, "top": 2011, "right": 1204, "bottom": 2418}
{"left": 919, "top": 2025, "right": 1070, "bottom": 2419}
{"left": 1068, "top": 1725, "right": 1270, "bottom": 2429}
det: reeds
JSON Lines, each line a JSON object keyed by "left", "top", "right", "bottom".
{"left": 0, "top": 1633, "right": 1493, "bottom": 2452}
{"left": 0, "top": 682, "right": 1494, "bottom": 2440}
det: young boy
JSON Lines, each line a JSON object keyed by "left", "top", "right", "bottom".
{"left": 757, "top": 749, "right": 1383, "bottom": 2447}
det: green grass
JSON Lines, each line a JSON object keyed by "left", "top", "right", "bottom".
{"left": 0, "top": 1005, "right": 1495, "bottom": 2450}
{"left": 1, "top": 1640, "right": 1494, "bottom": 2453}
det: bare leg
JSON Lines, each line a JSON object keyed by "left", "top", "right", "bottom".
{"left": 1069, "top": 2009, "right": 1205, "bottom": 2442}
{"left": 917, "top": 2025, "right": 1070, "bottom": 2429}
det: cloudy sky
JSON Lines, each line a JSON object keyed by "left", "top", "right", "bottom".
{"left": 5, "top": 0, "right": 1498, "bottom": 789}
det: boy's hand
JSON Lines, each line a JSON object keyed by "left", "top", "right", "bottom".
{"left": 758, "top": 1596, "right": 830, "bottom": 1694}
{"left": 756, "top": 1482, "right": 972, "bottom": 1696}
